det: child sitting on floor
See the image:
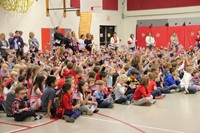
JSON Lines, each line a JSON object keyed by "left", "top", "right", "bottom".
{"left": 133, "top": 76, "right": 156, "bottom": 106}
{"left": 114, "top": 74, "right": 133, "bottom": 104}
{"left": 191, "top": 70, "right": 200, "bottom": 90}
{"left": 180, "top": 66, "right": 200, "bottom": 94}
{"left": 12, "top": 86, "right": 43, "bottom": 121}
{"left": 58, "top": 81, "right": 81, "bottom": 123}
{"left": 93, "top": 80, "right": 114, "bottom": 108}
{"left": 148, "top": 73, "right": 165, "bottom": 99}
{"left": 78, "top": 80, "right": 98, "bottom": 115}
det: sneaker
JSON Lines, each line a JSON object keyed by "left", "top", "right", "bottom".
{"left": 162, "top": 94, "right": 166, "bottom": 97}
{"left": 152, "top": 100, "right": 157, "bottom": 104}
{"left": 93, "top": 109, "right": 99, "bottom": 113}
{"left": 175, "top": 89, "right": 180, "bottom": 92}
{"left": 82, "top": 112, "right": 87, "bottom": 115}
{"left": 125, "top": 101, "right": 130, "bottom": 105}
{"left": 35, "top": 114, "right": 43, "bottom": 120}
{"left": 108, "top": 104, "right": 114, "bottom": 108}
{"left": 63, "top": 115, "right": 75, "bottom": 123}
{"left": 170, "top": 89, "right": 175, "bottom": 93}
{"left": 87, "top": 110, "right": 93, "bottom": 116}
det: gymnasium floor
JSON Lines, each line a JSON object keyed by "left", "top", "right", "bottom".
{"left": 0, "top": 93, "right": 200, "bottom": 133}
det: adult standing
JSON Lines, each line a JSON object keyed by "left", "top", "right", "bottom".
{"left": 110, "top": 32, "right": 120, "bottom": 51}
{"left": 28, "top": 32, "right": 39, "bottom": 53}
{"left": 78, "top": 34, "right": 86, "bottom": 52}
{"left": 127, "top": 34, "right": 137, "bottom": 51}
{"left": 145, "top": 32, "right": 155, "bottom": 51}
{"left": 8, "top": 32, "right": 14, "bottom": 50}
{"left": 0, "top": 33, "right": 9, "bottom": 60}
{"left": 84, "top": 33, "right": 93, "bottom": 55}
{"left": 54, "top": 26, "right": 65, "bottom": 47}
{"left": 170, "top": 32, "right": 179, "bottom": 50}
{"left": 195, "top": 31, "right": 200, "bottom": 49}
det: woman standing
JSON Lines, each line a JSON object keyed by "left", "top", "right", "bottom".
{"left": 29, "top": 32, "right": 39, "bottom": 53}
{"left": 170, "top": 32, "right": 179, "bottom": 50}
{"left": 84, "top": 33, "right": 93, "bottom": 55}
{"left": 0, "top": 33, "right": 9, "bottom": 60}
{"left": 195, "top": 31, "right": 200, "bottom": 49}
{"left": 110, "top": 32, "right": 119, "bottom": 51}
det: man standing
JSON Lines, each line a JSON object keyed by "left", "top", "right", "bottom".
{"left": 54, "top": 26, "right": 65, "bottom": 47}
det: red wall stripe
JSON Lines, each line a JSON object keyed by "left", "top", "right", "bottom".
{"left": 127, "top": 0, "right": 200, "bottom": 11}
{"left": 70, "top": 0, "right": 118, "bottom": 10}
{"left": 103, "top": 0, "right": 118, "bottom": 10}
{"left": 41, "top": 28, "right": 51, "bottom": 51}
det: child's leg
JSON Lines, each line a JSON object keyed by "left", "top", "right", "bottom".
{"left": 115, "top": 96, "right": 127, "bottom": 104}
{"left": 188, "top": 86, "right": 197, "bottom": 94}
{"left": 133, "top": 96, "right": 154, "bottom": 106}
{"left": 15, "top": 110, "right": 36, "bottom": 121}
{"left": 79, "top": 105, "right": 90, "bottom": 113}
{"left": 98, "top": 101, "right": 113, "bottom": 108}
{"left": 127, "top": 94, "right": 134, "bottom": 101}
{"left": 152, "top": 89, "right": 162, "bottom": 99}
{"left": 64, "top": 110, "right": 81, "bottom": 119}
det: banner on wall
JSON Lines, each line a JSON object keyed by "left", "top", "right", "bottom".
{"left": 136, "top": 25, "right": 200, "bottom": 50}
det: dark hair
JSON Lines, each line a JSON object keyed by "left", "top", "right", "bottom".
{"left": 67, "top": 62, "right": 74, "bottom": 69}
{"left": 99, "top": 71, "right": 108, "bottom": 80}
{"left": 88, "top": 71, "right": 96, "bottom": 79}
{"left": 18, "top": 74, "right": 25, "bottom": 82}
{"left": 78, "top": 80, "right": 86, "bottom": 95}
{"left": 169, "top": 67, "right": 176, "bottom": 74}
{"left": 26, "top": 68, "right": 32, "bottom": 80}
{"left": 93, "top": 66, "right": 101, "bottom": 73}
{"left": 57, "top": 81, "right": 72, "bottom": 108}
{"left": 140, "top": 76, "right": 150, "bottom": 87}
{"left": 112, "top": 72, "right": 119, "bottom": 86}
{"left": 130, "top": 69, "right": 139, "bottom": 75}
{"left": 15, "top": 86, "right": 24, "bottom": 94}
{"left": 33, "top": 75, "right": 45, "bottom": 92}
{"left": 80, "top": 34, "right": 85, "bottom": 38}
{"left": 46, "top": 75, "right": 56, "bottom": 87}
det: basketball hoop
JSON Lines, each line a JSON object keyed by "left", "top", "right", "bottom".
{"left": 80, "top": 0, "right": 102, "bottom": 12}
{"left": 91, "top": 6, "right": 102, "bottom": 12}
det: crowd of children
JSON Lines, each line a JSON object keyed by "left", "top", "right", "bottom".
{"left": 0, "top": 30, "right": 200, "bottom": 123}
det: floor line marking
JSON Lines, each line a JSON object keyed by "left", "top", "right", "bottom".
{"left": 87, "top": 114, "right": 185, "bottom": 133}
{"left": 96, "top": 113, "right": 146, "bottom": 133}
{"left": 0, "top": 121, "right": 31, "bottom": 128}
{"left": 8, "top": 119, "right": 58, "bottom": 133}
{"left": 132, "top": 124, "right": 186, "bottom": 133}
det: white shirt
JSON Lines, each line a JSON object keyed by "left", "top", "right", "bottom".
{"left": 180, "top": 71, "right": 192, "bottom": 92}
{"left": 128, "top": 37, "right": 136, "bottom": 48}
{"left": 114, "top": 83, "right": 127, "bottom": 100}
{"left": 145, "top": 36, "right": 155, "bottom": 46}
{"left": 110, "top": 37, "right": 120, "bottom": 46}
{"left": 78, "top": 39, "right": 85, "bottom": 50}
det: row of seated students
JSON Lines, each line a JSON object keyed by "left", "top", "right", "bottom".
{"left": 0, "top": 47, "right": 200, "bottom": 123}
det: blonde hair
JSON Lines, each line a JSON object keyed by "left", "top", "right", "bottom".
{"left": 29, "top": 32, "right": 34, "bottom": 39}
{"left": 1, "top": 63, "right": 8, "bottom": 68}
{"left": 96, "top": 80, "right": 105, "bottom": 86}
{"left": 185, "top": 66, "right": 193, "bottom": 74}
{"left": 115, "top": 74, "right": 128, "bottom": 86}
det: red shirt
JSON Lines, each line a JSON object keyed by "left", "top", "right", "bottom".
{"left": 61, "top": 93, "right": 73, "bottom": 111}
{"left": 57, "top": 78, "right": 65, "bottom": 89}
{"left": 133, "top": 85, "right": 151, "bottom": 100}
{"left": 148, "top": 80, "right": 156, "bottom": 94}
{"left": 63, "top": 69, "right": 76, "bottom": 78}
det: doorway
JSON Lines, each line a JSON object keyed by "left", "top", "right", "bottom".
{"left": 100, "top": 25, "right": 115, "bottom": 46}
